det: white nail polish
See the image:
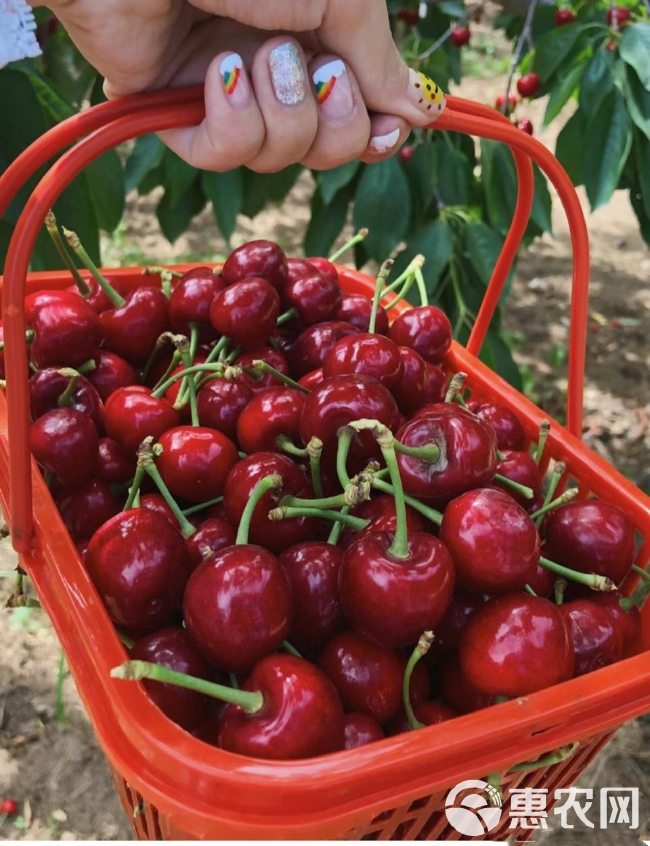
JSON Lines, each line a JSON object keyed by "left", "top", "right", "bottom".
{"left": 368, "top": 129, "right": 401, "bottom": 154}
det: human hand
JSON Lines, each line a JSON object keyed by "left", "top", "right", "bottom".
{"left": 33, "top": 0, "right": 446, "bottom": 172}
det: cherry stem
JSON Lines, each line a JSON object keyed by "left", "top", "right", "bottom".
{"left": 445, "top": 372, "right": 467, "bottom": 404}
{"left": 393, "top": 440, "right": 441, "bottom": 463}
{"left": 236, "top": 474, "right": 283, "bottom": 545}
{"left": 530, "top": 488, "right": 578, "bottom": 520}
{"left": 308, "top": 437, "right": 324, "bottom": 499}
{"left": 524, "top": 584, "right": 537, "bottom": 596}
{"left": 621, "top": 573, "right": 650, "bottom": 611}
{"left": 510, "top": 742, "right": 579, "bottom": 773}
{"left": 328, "top": 227, "right": 369, "bottom": 263}
{"left": 327, "top": 507, "right": 349, "bottom": 545}
{"left": 534, "top": 419, "right": 551, "bottom": 465}
{"left": 554, "top": 578, "right": 567, "bottom": 605}
{"left": 370, "top": 477, "right": 443, "bottom": 525}
{"left": 282, "top": 640, "right": 302, "bottom": 658}
{"left": 384, "top": 273, "right": 417, "bottom": 312}
{"left": 631, "top": 564, "right": 650, "bottom": 583}
{"left": 151, "top": 363, "right": 227, "bottom": 399}
{"left": 138, "top": 439, "right": 196, "bottom": 538}
{"left": 275, "top": 436, "right": 308, "bottom": 459}
{"left": 62, "top": 228, "right": 125, "bottom": 308}
{"left": 268, "top": 505, "right": 367, "bottom": 531}
{"left": 181, "top": 495, "right": 223, "bottom": 517}
{"left": 336, "top": 426, "right": 356, "bottom": 490}
{"left": 160, "top": 271, "right": 173, "bottom": 299}
{"left": 175, "top": 325, "right": 202, "bottom": 409}
{"left": 44, "top": 211, "right": 91, "bottom": 296}
{"left": 56, "top": 369, "right": 80, "bottom": 407}
{"left": 403, "top": 631, "right": 434, "bottom": 730}
{"left": 250, "top": 361, "right": 310, "bottom": 394}
{"left": 142, "top": 334, "right": 172, "bottom": 384}
{"left": 151, "top": 349, "right": 182, "bottom": 394}
{"left": 77, "top": 359, "right": 96, "bottom": 375}
{"left": 178, "top": 345, "right": 200, "bottom": 426}
{"left": 203, "top": 335, "right": 230, "bottom": 367}
{"left": 369, "top": 259, "right": 395, "bottom": 335}
{"left": 350, "top": 419, "right": 410, "bottom": 559}
{"left": 123, "top": 465, "right": 145, "bottom": 512}
{"left": 534, "top": 461, "right": 566, "bottom": 526}
{"left": 414, "top": 265, "right": 429, "bottom": 308}
{"left": 276, "top": 308, "right": 298, "bottom": 326}
{"left": 143, "top": 266, "right": 183, "bottom": 279}
{"left": 110, "top": 660, "right": 264, "bottom": 715}
{"left": 539, "top": 556, "right": 615, "bottom": 592}
{"left": 493, "top": 473, "right": 534, "bottom": 500}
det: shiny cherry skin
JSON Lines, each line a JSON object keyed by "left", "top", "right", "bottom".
{"left": 344, "top": 713, "right": 385, "bottom": 748}
{"left": 30, "top": 407, "right": 98, "bottom": 486}
{"left": 396, "top": 405, "right": 497, "bottom": 506}
{"left": 591, "top": 591, "right": 643, "bottom": 659}
{"left": 284, "top": 272, "right": 342, "bottom": 325}
{"left": 340, "top": 495, "right": 429, "bottom": 550}
{"left": 27, "top": 291, "right": 102, "bottom": 369}
{"left": 54, "top": 479, "right": 120, "bottom": 541}
{"left": 104, "top": 387, "right": 180, "bottom": 457}
{"left": 186, "top": 517, "right": 236, "bottom": 570}
{"left": 558, "top": 599, "right": 624, "bottom": 677}
{"left": 219, "top": 654, "right": 345, "bottom": 760}
{"left": 319, "top": 630, "right": 422, "bottom": 726}
{"left": 236, "top": 387, "right": 306, "bottom": 454}
{"left": 196, "top": 378, "right": 254, "bottom": 443}
{"left": 323, "top": 333, "right": 403, "bottom": 390}
{"left": 96, "top": 437, "right": 136, "bottom": 484}
{"left": 183, "top": 543, "right": 292, "bottom": 673}
{"left": 65, "top": 275, "right": 131, "bottom": 315}
{"left": 289, "top": 321, "right": 360, "bottom": 377}
{"left": 29, "top": 367, "right": 104, "bottom": 431}
{"left": 391, "top": 347, "right": 430, "bottom": 416}
{"left": 472, "top": 402, "right": 525, "bottom": 451}
{"left": 100, "top": 287, "right": 170, "bottom": 366}
{"left": 459, "top": 594, "right": 574, "bottom": 697}
{"left": 130, "top": 627, "right": 216, "bottom": 731}
{"left": 388, "top": 306, "right": 452, "bottom": 365}
{"left": 221, "top": 239, "right": 289, "bottom": 293}
{"left": 338, "top": 531, "right": 455, "bottom": 648}
{"left": 139, "top": 493, "right": 177, "bottom": 526}
{"left": 155, "top": 426, "right": 239, "bottom": 503}
{"left": 235, "top": 347, "right": 291, "bottom": 394}
{"left": 543, "top": 500, "right": 635, "bottom": 585}
{"left": 287, "top": 257, "right": 319, "bottom": 283}
{"left": 555, "top": 7, "right": 576, "bottom": 25}
{"left": 85, "top": 509, "right": 193, "bottom": 630}
{"left": 450, "top": 25, "right": 471, "bottom": 46}
{"left": 298, "top": 368, "right": 324, "bottom": 390}
{"left": 440, "top": 488, "right": 540, "bottom": 595}
{"left": 517, "top": 119, "right": 534, "bottom": 136}
{"left": 336, "top": 295, "right": 389, "bottom": 334}
{"left": 439, "top": 654, "right": 497, "bottom": 714}
{"left": 386, "top": 701, "right": 457, "bottom": 736}
{"left": 306, "top": 256, "right": 339, "bottom": 285}
{"left": 422, "top": 363, "right": 447, "bottom": 405}
{"left": 224, "top": 452, "right": 322, "bottom": 553}
{"left": 426, "top": 593, "right": 486, "bottom": 663}
{"left": 526, "top": 562, "right": 556, "bottom": 598}
{"left": 516, "top": 72, "right": 541, "bottom": 98}
{"left": 210, "top": 278, "right": 280, "bottom": 350}
{"left": 169, "top": 267, "right": 225, "bottom": 337}
{"left": 277, "top": 541, "right": 346, "bottom": 656}
{"left": 494, "top": 450, "right": 542, "bottom": 508}
{"left": 86, "top": 350, "right": 140, "bottom": 402}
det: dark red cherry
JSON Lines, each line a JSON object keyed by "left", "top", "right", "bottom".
{"left": 298, "top": 368, "right": 324, "bottom": 390}
{"left": 340, "top": 495, "right": 429, "bottom": 550}
{"left": 558, "top": 599, "right": 624, "bottom": 677}
{"left": 472, "top": 402, "right": 526, "bottom": 451}
{"left": 221, "top": 239, "right": 289, "bottom": 293}
{"left": 210, "top": 278, "right": 280, "bottom": 350}
{"left": 336, "top": 295, "right": 389, "bottom": 335}
{"left": 391, "top": 347, "right": 430, "bottom": 416}
{"left": 104, "top": 387, "right": 180, "bottom": 456}
{"left": 54, "top": 479, "right": 120, "bottom": 541}
{"left": 422, "top": 363, "right": 447, "bottom": 405}
{"left": 235, "top": 347, "right": 291, "bottom": 394}
{"left": 140, "top": 493, "right": 177, "bottom": 526}
{"left": 169, "top": 267, "right": 225, "bottom": 338}
{"left": 284, "top": 272, "right": 342, "bottom": 325}
{"left": 236, "top": 387, "right": 306, "bottom": 454}
{"left": 287, "top": 257, "right": 319, "bottom": 283}
{"left": 100, "top": 287, "right": 170, "bottom": 366}
{"left": 96, "top": 437, "right": 136, "bottom": 484}
{"left": 591, "top": 591, "right": 643, "bottom": 659}
{"left": 322, "top": 333, "right": 403, "bottom": 389}
{"left": 30, "top": 407, "right": 98, "bottom": 486}
{"left": 65, "top": 275, "right": 132, "bottom": 315}
{"left": 186, "top": 517, "right": 236, "bottom": 570}
{"left": 439, "top": 654, "right": 497, "bottom": 714}
{"left": 386, "top": 701, "right": 457, "bottom": 736}
{"left": 155, "top": 426, "right": 239, "bottom": 503}
{"left": 344, "top": 713, "right": 385, "bottom": 748}
{"left": 86, "top": 350, "right": 140, "bottom": 402}
{"left": 29, "top": 367, "right": 104, "bottom": 431}
{"left": 306, "top": 256, "right": 339, "bottom": 285}
{"left": 494, "top": 450, "right": 542, "bottom": 508}
{"left": 27, "top": 291, "right": 102, "bottom": 369}
{"left": 289, "top": 321, "right": 360, "bottom": 377}
{"left": 388, "top": 306, "right": 452, "bottom": 365}
{"left": 196, "top": 378, "right": 253, "bottom": 443}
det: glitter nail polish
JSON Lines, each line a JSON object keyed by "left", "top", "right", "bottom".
{"left": 269, "top": 43, "right": 306, "bottom": 106}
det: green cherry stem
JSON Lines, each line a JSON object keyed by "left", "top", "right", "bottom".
{"left": 268, "top": 505, "right": 367, "bottom": 531}
{"left": 336, "top": 426, "right": 356, "bottom": 490}
{"left": 275, "top": 437, "right": 308, "bottom": 459}
{"left": 328, "top": 228, "right": 369, "bottom": 263}
{"left": 178, "top": 341, "right": 200, "bottom": 426}
{"left": 56, "top": 369, "right": 80, "bottom": 407}
{"left": 277, "top": 308, "right": 298, "bottom": 326}
{"left": 142, "top": 334, "right": 172, "bottom": 384}
{"left": 204, "top": 335, "right": 231, "bottom": 367}
{"left": 368, "top": 259, "right": 395, "bottom": 335}
{"left": 524, "top": 584, "right": 537, "bottom": 596}
{"left": 308, "top": 437, "right": 324, "bottom": 500}
{"left": 175, "top": 325, "right": 202, "bottom": 408}
{"left": 137, "top": 439, "right": 197, "bottom": 539}
{"left": 530, "top": 488, "right": 578, "bottom": 521}
{"left": 151, "top": 363, "right": 227, "bottom": 399}
{"left": 539, "top": 556, "right": 615, "bottom": 592}
{"left": 111, "top": 661, "right": 264, "bottom": 714}
{"left": 151, "top": 349, "right": 182, "bottom": 394}
{"left": 44, "top": 211, "right": 91, "bottom": 296}
{"left": 143, "top": 266, "right": 183, "bottom": 278}
{"left": 533, "top": 461, "right": 566, "bottom": 526}
{"left": 123, "top": 465, "right": 146, "bottom": 512}
{"left": 63, "top": 228, "right": 125, "bottom": 308}
{"left": 445, "top": 372, "right": 467, "bottom": 404}
{"left": 534, "top": 419, "right": 551, "bottom": 465}
{"left": 393, "top": 440, "right": 441, "bottom": 463}
{"left": 282, "top": 640, "right": 302, "bottom": 658}
{"left": 250, "top": 360, "right": 310, "bottom": 394}
{"left": 236, "top": 475, "right": 283, "bottom": 545}
{"left": 181, "top": 496, "right": 224, "bottom": 517}
{"left": 493, "top": 474, "right": 534, "bottom": 500}
{"left": 384, "top": 273, "right": 417, "bottom": 312}
{"left": 404, "top": 631, "right": 434, "bottom": 730}
{"left": 160, "top": 270, "right": 173, "bottom": 299}
{"left": 554, "top": 578, "right": 567, "bottom": 606}
{"left": 327, "top": 507, "right": 349, "bottom": 546}
{"left": 414, "top": 264, "right": 429, "bottom": 308}
{"left": 370, "top": 477, "right": 443, "bottom": 525}
{"left": 510, "top": 743, "right": 579, "bottom": 773}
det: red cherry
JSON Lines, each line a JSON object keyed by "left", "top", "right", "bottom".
{"left": 386, "top": 701, "right": 456, "bottom": 736}
{"left": 399, "top": 145, "right": 416, "bottom": 163}
{"left": 336, "top": 295, "right": 389, "bottom": 334}
{"left": 210, "top": 278, "right": 280, "bottom": 350}
{"left": 139, "top": 493, "right": 177, "bottom": 526}
{"left": 55, "top": 479, "right": 120, "bottom": 541}
{"left": 450, "top": 25, "right": 471, "bottom": 47}
{"left": 459, "top": 594, "right": 574, "bottom": 697}
{"left": 340, "top": 495, "right": 429, "bottom": 550}
{"left": 30, "top": 407, "right": 98, "bottom": 486}
{"left": 344, "top": 713, "right": 385, "bottom": 748}
{"left": 169, "top": 267, "right": 224, "bottom": 338}
{"left": 100, "top": 287, "right": 170, "bottom": 366}
{"left": 517, "top": 118, "right": 534, "bottom": 135}
{"left": 236, "top": 387, "right": 306, "bottom": 454}
{"left": 323, "top": 333, "right": 403, "bottom": 389}
{"left": 235, "top": 347, "right": 291, "bottom": 394}
{"left": 494, "top": 93, "right": 518, "bottom": 116}
{"left": 306, "top": 257, "right": 340, "bottom": 285}
{"left": 96, "top": 437, "right": 136, "bottom": 484}
{"left": 397, "top": 8, "right": 419, "bottom": 26}
{"left": 439, "top": 654, "right": 497, "bottom": 714}
{"left": 494, "top": 450, "right": 542, "bottom": 508}
{"left": 155, "top": 426, "right": 239, "bottom": 503}
{"left": 29, "top": 367, "right": 104, "bottom": 432}
{"left": 196, "top": 378, "right": 253, "bottom": 443}
{"left": 472, "top": 401, "right": 525, "bottom": 451}
{"left": 388, "top": 306, "right": 452, "bottom": 365}
{"left": 221, "top": 239, "right": 289, "bottom": 294}
{"left": 391, "top": 347, "right": 430, "bottom": 417}
{"left": 287, "top": 257, "right": 320, "bottom": 283}
{"left": 555, "top": 7, "right": 576, "bottom": 24}
{"left": 591, "top": 591, "right": 643, "bottom": 659}
{"left": 104, "top": 387, "right": 180, "bottom": 457}
{"left": 27, "top": 291, "right": 102, "bottom": 369}
{"left": 186, "top": 517, "right": 236, "bottom": 570}
{"left": 298, "top": 368, "right": 324, "bottom": 390}
{"left": 289, "top": 321, "right": 361, "bottom": 377}
{"left": 558, "top": 599, "right": 624, "bottom": 677}
{"left": 606, "top": 6, "right": 631, "bottom": 27}
{"left": 284, "top": 272, "right": 342, "bottom": 325}
{"left": 86, "top": 350, "right": 140, "bottom": 402}
{"left": 516, "top": 73, "right": 541, "bottom": 98}
{"left": 0, "top": 798, "right": 18, "bottom": 816}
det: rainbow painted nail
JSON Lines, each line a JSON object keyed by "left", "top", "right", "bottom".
{"left": 221, "top": 54, "right": 243, "bottom": 96}
{"left": 313, "top": 60, "right": 346, "bottom": 105}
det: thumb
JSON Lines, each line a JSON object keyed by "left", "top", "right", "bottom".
{"left": 318, "top": 0, "right": 446, "bottom": 126}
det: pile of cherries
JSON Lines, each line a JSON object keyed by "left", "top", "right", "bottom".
{"left": 13, "top": 224, "right": 647, "bottom": 763}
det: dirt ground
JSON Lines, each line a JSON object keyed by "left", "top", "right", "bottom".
{"left": 1, "top": 67, "right": 649, "bottom": 842}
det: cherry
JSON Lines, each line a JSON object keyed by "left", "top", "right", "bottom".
{"left": 287, "top": 257, "right": 319, "bottom": 283}
{"left": 55, "top": 479, "right": 120, "bottom": 541}
{"left": 29, "top": 367, "right": 104, "bottom": 431}
{"left": 426, "top": 592, "right": 486, "bottom": 660}
{"left": 100, "top": 287, "right": 171, "bottom": 366}
{"left": 340, "top": 495, "right": 428, "bottom": 550}
{"left": 221, "top": 239, "right": 289, "bottom": 294}
{"left": 30, "top": 407, "right": 98, "bottom": 486}
{"left": 517, "top": 119, "right": 534, "bottom": 135}
{"left": 516, "top": 73, "right": 541, "bottom": 98}
{"left": 388, "top": 306, "right": 452, "bottom": 365}
{"left": 236, "top": 386, "right": 307, "bottom": 454}
{"left": 543, "top": 500, "right": 635, "bottom": 585}
{"left": 391, "top": 347, "right": 430, "bottom": 417}
{"left": 450, "top": 25, "right": 471, "bottom": 46}
{"left": 558, "top": 599, "right": 624, "bottom": 677}
{"left": 440, "top": 488, "right": 540, "bottom": 595}
{"left": 65, "top": 275, "right": 132, "bottom": 315}
{"left": 422, "top": 363, "right": 447, "bottom": 404}
{"left": 591, "top": 591, "right": 643, "bottom": 659}
{"left": 140, "top": 493, "right": 177, "bottom": 526}
{"left": 555, "top": 7, "right": 576, "bottom": 24}
{"left": 526, "top": 562, "right": 556, "bottom": 597}
{"left": 298, "top": 368, "right": 325, "bottom": 390}
{"left": 284, "top": 272, "right": 342, "bottom": 325}
{"left": 336, "top": 295, "right": 389, "bottom": 335}
{"left": 155, "top": 426, "right": 239, "bottom": 503}
{"left": 0, "top": 798, "right": 18, "bottom": 816}
{"left": 323, "top": 333, "right": 403, "bottom": 390}
{"left": 97, "top": 437, "right": 136, "bottom": 484}
{"left": 439, "top": 654, "right": 497, "bottom": 714}
{"left": 186, "top": 517, "right": 236, "bottom": 570}
{"left": 218, "top": 654, "right": 345, "bottom": 759}
{"left": 27, "top": 291, "right": 102, "bottom": 369}
{"left": 386, "top": 701, "right": 456, "bottom": 735}
{"left": 277, "top": 541, "right": 346, "bottom": 656}
{"left": 606, "top": 6, "right": 631, "bottom": 27}
{"left": 235, "top": 347, "right": 291, "bottom": 394}
{"left": 459, "top": 594, "right": 574, "bottom": 697}
{"left": 495, "top": 93, "right": 518, "bottom": 116}
{"left": 210, "top": 278, "right": 280, "bottom": 350}
{"left": 169, "top": 267, "right": 224, "bottom": 338}
{"left": 194, "top": 378, "right": 252, "bottom": 445}
{"left": 344, "top": 713, "right": 385, "bottom": 748}
{"left": 86, "top": 350, "right": 140, "bottom": 402}
{"left": 397, "top": 7, "right": 419, "bottom": 26}
{"left": 130, "top": 628, "right": 216, "bottom": 730}
{"left": 85, "top": 509, "right": 193, "bottom": 630}
{"left": 289, "top": 321, "right": 360, "bottom": 377}
{"left": 471, "top": 401, "right": 525, "bottom": 451}
{"left": 104, "top": 387, "right": 180, "bottom": 457}
{"left": 306, "top": 257, "right": 340, "bottom": 285}
{"left": 494, "top": 450, "right": 542, "bottom": 508}
{"left": 605, "top": 39, "right": 617, "bottom": 51}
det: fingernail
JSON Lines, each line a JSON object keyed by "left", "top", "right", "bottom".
{"left": 220, "top": 54, "right": 251, "bottom": 109}
{"left": 368, "top": 129, "right": 401, "bottom": 155}
{"left": 313, "top": 60, "right": 354, "bottom": 122}
{"left": 269, "top": 43, "right": 306, "bottom": 106}
{"left": 408, "top": 69, "right": 446, "bottom": 118}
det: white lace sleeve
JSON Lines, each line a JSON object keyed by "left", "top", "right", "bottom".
{"left": 0, "top": 0, "right": 42, "bottom": 69}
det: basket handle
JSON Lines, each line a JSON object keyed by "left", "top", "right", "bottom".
{"left": 1, "top": 89, "right": 589, "bottom": 554}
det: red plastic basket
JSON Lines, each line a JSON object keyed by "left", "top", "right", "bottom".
{"left": 1, "top": 87, "right": 649, "bottom": 842}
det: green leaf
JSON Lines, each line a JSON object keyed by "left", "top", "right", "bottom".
{"left": 480, "top": 140, "right": 516, "bottom": 235}
{"left": 624, "top": 67, "right": 650, "bottom": 140}
{"left": 403, "top": 143, "right": 437, "bottom": 217}
{"left": 436, "top": 142, "right": 473, "bottom": 207}
{"left": 157, "top": 183, "right": 207, "bottom": 244}
{"left": 620, "top": 23, "right": 650, "bottom": 89}
{"left": 316, "top": 161, "right": 360, "bottom": 205}
{"left": 201, "top": 169, "right": 244, "bottom": 244}
{"left": 84, "top": 151, "right": 125, "bottom": 233}
{"left": 579, "top": 51, "right": 614, "bottom": 116}
{"left": 630, "top": 186, "right": 650, "bottom": 246}
{"left": 390, "top": 220, "right": 454, "bottom": 294}
{"left": 26, "top": 72, "right": 75, "bottom": 122}
{"left": 352, "top": 158, "right": 411, "bottom": 261}
{"left": 531, "top": 165, "right": 553, "bottom": 235}
{"left": 124, "top": 135, "right": 165, "bottom": 193}
{"left": 479, "top": 329, "right": 523, "bottom": 391}
{"left": 583, "top": 89, "right": 633, "bottom": 210}
{"left": 465, "top": 222, "right": 514, "bottom": 295}
{"left": 543, "top": 60, "right": 586, "bottom": 125}
{"left": 241, "top": 165, "right": 303, "bottom": 218}
{"left": 555, "top": 109, "right": 588, "bottom": 185}
{"left": 304, "top": 184, "right": 353, "bottom": 258}
{"left": 634, "top": 130, "right": 650, "bottom": 219}
{"left": 163, "top": 150, "right": 199, "bottom": 207}
{"left": 532, "top": 24, "right": 583, "bottom": 82}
